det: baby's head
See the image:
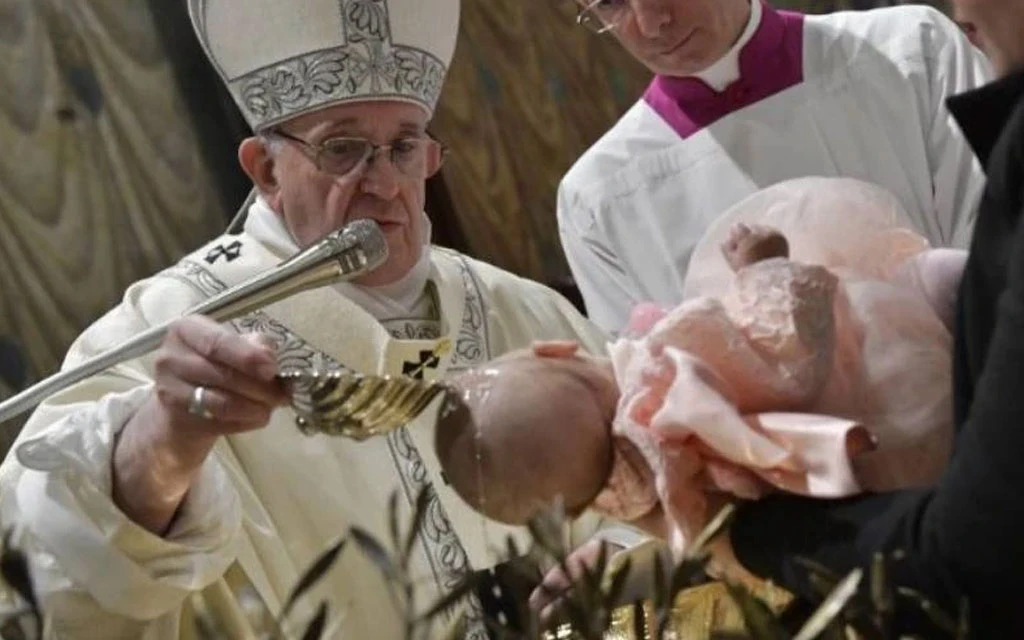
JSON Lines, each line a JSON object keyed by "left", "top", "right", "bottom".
{"left": 435, "top": 341, "right": 618, "bottom": 525}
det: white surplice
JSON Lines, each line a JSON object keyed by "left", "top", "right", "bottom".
{"left": 559, "top": 3, "right": 991, "bottom": 334}
{"left": 0, "top": 206, "right": 610, "bottom": 639}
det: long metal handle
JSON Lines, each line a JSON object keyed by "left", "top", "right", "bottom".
{"left": 0, "top": 254, "right": 358, "bottom": 425}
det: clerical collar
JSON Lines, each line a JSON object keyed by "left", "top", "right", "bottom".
{"left": 692, "top": 0, "right": 762, "bottom": 92}
{"left": 243, "top": 196, "right": 435, "bottom": 322}
{"left": 643, "top": 1, "right": 805, "bottom": 140}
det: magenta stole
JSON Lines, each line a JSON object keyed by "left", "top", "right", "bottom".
{"left": 643, "top": 3, "right": 806, "bottom": 140}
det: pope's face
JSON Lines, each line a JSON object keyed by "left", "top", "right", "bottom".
{"left": 588, "top": 0, "right": 751, "bottom": 77}
{"left": 952, "top": 0, "right": 1024, "bottom": 77}
{"left": 255, "top": 101, "right": 441, "bottom": 287}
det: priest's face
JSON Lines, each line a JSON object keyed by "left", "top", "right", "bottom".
{"left": 952, "top": 0, "right": 1024, "bottom": 76}
{"left": 248, "top": 101, "right": 443, "bottom": 286}
{"left": 592, "top": 0, "right": 751, "bottom": 77}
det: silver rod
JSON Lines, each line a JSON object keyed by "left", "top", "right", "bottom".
{"left": 0, "top": 222, "right": 386, "bottom": 425}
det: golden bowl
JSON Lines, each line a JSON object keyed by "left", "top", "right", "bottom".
{"left": 277, "top": 369, "right": 449, "bottom": 440}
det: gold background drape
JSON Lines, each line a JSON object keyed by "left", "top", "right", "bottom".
{"left": 0, "top": 0, "right": 224, "bottom": 449}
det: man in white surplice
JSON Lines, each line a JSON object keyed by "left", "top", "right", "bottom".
{"left": 0, "top": 0, "right": 612, "bottom": 638}
{"left": 558, "top": 0, "right": 992, "bottom": 335}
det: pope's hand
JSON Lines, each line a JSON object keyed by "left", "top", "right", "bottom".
{"left": 528, "top": 538, "right": 625, "bottom": 624}
{"left": 149, "top": 315, "right": 286, "bottom": 434}
{"left": 113, "top": 315, "right": 288, "bottom": 535}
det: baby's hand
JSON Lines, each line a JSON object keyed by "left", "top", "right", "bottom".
{"left": 721, "top": 223, "right": 789, "bottom": 271}
{"left": 625, "top": 303, "right": 667, "bottom": 338}
{"left": 529, "top": 538, "right": 625, "bottom": 623}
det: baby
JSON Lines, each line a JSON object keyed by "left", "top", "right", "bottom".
{"left": 436, "top": 178, "right": 964, "bottom": 553}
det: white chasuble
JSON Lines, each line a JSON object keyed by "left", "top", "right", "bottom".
{"left": 0, "top": 228, "right": 609, "bottom": 639}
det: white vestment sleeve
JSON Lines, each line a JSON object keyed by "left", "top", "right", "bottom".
{"left": 557, "top": 181, "right": 641, "bottom": 335}
{"left": 3, "top": 392, "right": 242, "bottom": 638}
{"left": 0, "top": 276, "right": 243, "bottom": 638}
{"left": 914, "top": 8, "right": 991, "bottom": 249}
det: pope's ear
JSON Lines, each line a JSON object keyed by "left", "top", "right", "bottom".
{"left": 239, "top": 136, "right": 280, "bottom": 199}
{"left": 532, "top": 340, "right": 580, "bottom": 359}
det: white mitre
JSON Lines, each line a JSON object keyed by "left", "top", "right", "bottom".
{"left": 187, "top": 0, "right": 460, "bottom": 130}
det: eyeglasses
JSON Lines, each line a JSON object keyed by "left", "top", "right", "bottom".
{"left": 576, "top": 0, "right": 629, "bottom": 35}
{"left": 269, "top": 130, "right": 447, "bottom": 178}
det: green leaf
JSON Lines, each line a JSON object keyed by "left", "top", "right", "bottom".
{"left": 793, "top": 557, "right": 842, "bottom": 585}
{"left": 188, "top": 591, "right": 227, "bottom": 640}
{"left": 387, "top": 490, "right": 401, "bottom": 552}
{"left": 593, "top": 540, "right": 610, "bottom": 583}
{"left": 652, "top": 550, "right": 667, "bottom": 610}
{"left": 279, "top": 537, "right": 347, "bottom": 621}
{"left": 794, "top": 568, "right": 862, "bottom": 640}
{"left": 418, "top": 573, "right": 481, "bottom": 622}
{"left": 895, "top": 587, "right": 958, "bottom": 634}
{"left": 689, "top": 503, "right": 737, "bottom": 556}
{"left": 652, "top": 555, "right": 672, "bottom": 638}
{"left": 671, "top": 555, "right": 710, "bottom": 598}
{"left": 604, "top": 557, "right": 633, "bottom": 609}
{"left": 562, "top": 598, "right": 594, "bottom": 639}
{"left": 793, "top": 556, "right": 843, "bottom": 600}
{"left": 300, "top": 602, "right": 328, "bottom": 640}
{"left": 351, "top": 526, "right": 399, "bottom": 583}
{"left": 505, "top": 536, "right": 522, "bottom": 563}
{"left": 436, "top": 610, "right": 469, "bottom": 640}
{"left": 0, "top": 532, "right": 40, "bottom": 636}
{"left": 630, "top": 601, "right": 647, "bottom": 640}
{"left": 0, "top": 616, "right": 36, "bottom": 640}
{"left": 498, "top": 555, "right": 543, "bottom": 592}
{"left": 191, "top": 611, "right": 223, "bottom": 640}
{"left": 403, "top": 486, "right": 433, "bottom": 569}
{"left": 725, "top": 582, "right": 790, "bottom": 640}
{"left": 806, "top": 573, "right": 840, "bottom": 603}
{"left": 579, "top": 543, "right": 609, "bottom": 599}
{"left": 532, "top": 578, "right": 571, "bottom": 619}
{"left": 0, "top": 605, "right": 33, "bottom": 625}
{"left": 526, "top": 508, "right": 566, "bottom": 559}
{"left": 869, "top": 552, "right": 893, "bottom": 616}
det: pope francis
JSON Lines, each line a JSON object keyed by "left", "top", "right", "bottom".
{"left": 0, "top": 0, "right": 610, "bottom": 638}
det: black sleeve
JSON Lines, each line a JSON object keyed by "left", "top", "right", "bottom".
{"left": 730, "top": 208, "right": 1024, "bottom": 632}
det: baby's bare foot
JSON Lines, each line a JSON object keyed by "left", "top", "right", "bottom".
{"left": 721, "top": 223, "right": 790, "bottom": 271}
